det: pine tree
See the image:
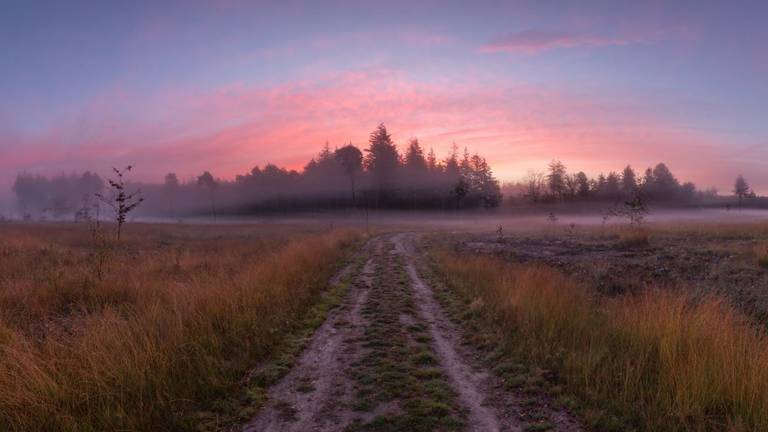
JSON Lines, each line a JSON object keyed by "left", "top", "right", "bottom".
{"left": 404, "top": 138, "right": 427, "bottom": 172}
{"left": 426, "top": 147, "right": 438, "bottom": 172}
{"left": 365, "top": 124, "right": 400, "bottom": 206}
{"left": 444, "top": 142, "right": 460, "bottom": 178}
{"left": 621, "top": 165, "right": 637, "bottom": 196}
{"left": 469, "top": 154, "right": 502, "bottom": 207}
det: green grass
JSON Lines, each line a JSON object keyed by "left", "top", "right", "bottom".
{"left": 346, "top": 244, "right": 463, "bottom": 432}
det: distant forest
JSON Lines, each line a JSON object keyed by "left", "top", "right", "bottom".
{"left": 9, "top": 124, "right": 760, "bottom": 220}
{"left": 503, "top": 161, "right": 724, "bottom": 205}
{"left": 11, "top": 124, "right": 502, "bottom": 218}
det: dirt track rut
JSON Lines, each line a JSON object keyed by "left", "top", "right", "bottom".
{"left": 244, "top": 233, "right": 581, "bottom": 431}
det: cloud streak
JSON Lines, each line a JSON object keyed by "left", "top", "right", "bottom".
{"left": 480, "top": 30, "right": 644, "bottom": 54}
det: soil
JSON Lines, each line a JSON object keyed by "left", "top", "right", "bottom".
{"left": 244, "top": 234, "right": 582, "bottom": 431}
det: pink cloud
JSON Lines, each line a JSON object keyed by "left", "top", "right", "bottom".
{"left": 479, "top": 30, "right": 636, "bottom": 54}
{"left": 1, "top": 68, "right": 764, "bottom": 196}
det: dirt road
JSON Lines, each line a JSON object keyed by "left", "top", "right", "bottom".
{"left": 244, "top": 233, "right": 581, "bottom": 432}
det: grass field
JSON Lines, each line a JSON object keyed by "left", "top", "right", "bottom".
{"left": 427, "top": 221, "right": 768, "bottom": 431}
{"left": 0, "top": 222, "right": 362, "bottom": 431}
{"left": 4, "top": 218, "right": 768, "bottom": 431}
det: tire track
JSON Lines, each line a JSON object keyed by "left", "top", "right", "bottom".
{"left": 245, "top": 233, "right": 582, "bottom": 431}
{"left": 243, "top": 238, "right": 380, "bottom": 432}
{"left": 392, "top": 233, "right": 582, "bottom": 432}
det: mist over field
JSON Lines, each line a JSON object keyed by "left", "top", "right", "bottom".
{"left": 2, "top": 1, "right": 768, "bottom": 431}
{"left": 3, "top": 122, "right": 765, "bottom": 224}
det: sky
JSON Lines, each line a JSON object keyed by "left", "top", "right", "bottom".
{"left": 1, "top": 0, "right": 767, "bottom": 198}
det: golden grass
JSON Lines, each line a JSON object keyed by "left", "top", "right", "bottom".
{"left": 616, "top": 227, "right": 650, "bottom": 247}
{"left": 0, "top": 223, "right": 361, "bottom": 431}
{"left": 436, "top": 252, "right": 768, "bottom": 431}
{"left": 754, "top": 242, "right": 768, "bottom": 269}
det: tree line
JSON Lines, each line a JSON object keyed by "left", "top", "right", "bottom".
{"left": 504, "top": 160, "right": 734, "bottom": 205}
{"left": 10, "top": 124, "right": 761, "bottom": 220}
{"left": 11, "top": 124, "right": 503, "bottom": 218}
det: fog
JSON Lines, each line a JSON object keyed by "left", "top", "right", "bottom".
{"left": 120, "top": 208, "right": 768, "bottom": 234}
{"left": 4, "top": 124, "right": 763, "bottom": 225}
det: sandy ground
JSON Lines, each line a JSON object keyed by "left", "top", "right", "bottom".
{"left": 244, "top": 233, "right": 581, "bottom": 431}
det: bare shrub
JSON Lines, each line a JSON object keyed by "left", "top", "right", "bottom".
{"left": 95, "top": 166, "right": 144, "bottom": 241}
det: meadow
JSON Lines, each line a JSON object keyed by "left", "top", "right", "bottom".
{"left": 3, "top": 217, "right": 768, "bottom": 431}
{"left": 427, "top": 221, "right": 768, "bottom": 431}
{"left": 0, "top": 222, "right": 362, "bottom": 431}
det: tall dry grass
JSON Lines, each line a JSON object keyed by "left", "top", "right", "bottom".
{"left": 0, "top": 223, "right": 361, "bottom": 431}
{"left": 437, "top": 252, "right": 768, "bottom": 431}
{"left": 753, "top": 242, "right": 768, "bottom": 269}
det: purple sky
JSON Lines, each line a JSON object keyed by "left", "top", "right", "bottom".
{"left": 2, "top": 0, "right": 767, "bottom": 197}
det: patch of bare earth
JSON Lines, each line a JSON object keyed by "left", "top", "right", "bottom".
{"left": 245, "top": 234, "right": 582, "bottom": 431}
{"left": 392, "top": 233, "right": 582, "bottom": 432}
{"left": 243, "top": 238, "right": 381, "bottom": 432}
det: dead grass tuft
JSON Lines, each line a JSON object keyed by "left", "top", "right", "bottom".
{"left": 617, "top": 227, "right": 650, "bottom": 247}
{"left": 754, "top": 242, "right": 768, "bottom": 269}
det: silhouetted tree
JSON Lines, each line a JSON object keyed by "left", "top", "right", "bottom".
{"left": 452, "top": 177, "right": 469, "bottom": 209}
{"left": 575, "top": 172, "right": 590, "bottom": 198}
{"left": 426, "top": 147, "right": 438, "bottom": 172}
{"left": 604, "top": 172, "right": 621, "bottom": 200}
{"left": 75, "top": 171, "right": 103, "bottom": 221}
{"left": 734, "top": 175, "right": 751, "bottom": 210}
{"left": 404, "top": 138, "right": 428, "bottom": 172}
{"left": 564, "top": 174, "right": 578, "bottom": 200}
{"left": 444, "top": 143, "right": 460, "bottom": 179}
{"left": 164, "top": 173, "right": 180, "bottom": 217}
{"left": 649, "top": 163, "right": 679, "bottom": 200}
{"left": 468, "top": 154, "right": 502, "bottom": 207}
{"left": 365, "top": 124, "right": 400, "bottom": 206}
{"left": 459, "top": 146, "right": 472, "bottom": 179}
{"left": 680, "top": 181, "right": 696, "bottom": 201}
{"left": 334, "top": 144, "right": 363, "bottom": 205}
{"left": 12, "top": 174, "right": 48, "bottom": 216}
{"left": 525, "top": 171, "right": 546, "bottom": 203}
{"left": 593, "top": 173, "right": 607, "bottom": 196}
{"left": 547, "top": 160, "right": 567, "bottom": 201}
{"left": 621, "top": 165, "right": 637, "bottom": 196}
{"left": 642, "top": 168, "right": 654, "bottom": 190}
{"left": 13, "top": 172, "right": 104, "bottom": 219}
{"left": 197, "top": 171, "right": 218, "bottom": 219}
{"left": 611, "top": 188, "right": 648, "bottom": 226}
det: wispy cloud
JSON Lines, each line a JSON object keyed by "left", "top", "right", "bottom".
{"left": 480, "top": 30, "right": 640, "bottom": 54}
